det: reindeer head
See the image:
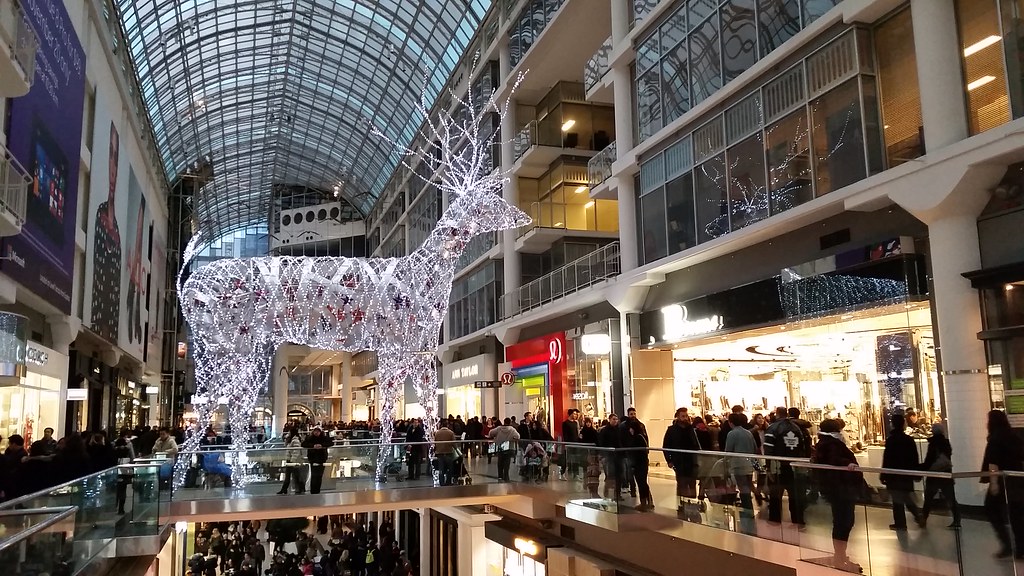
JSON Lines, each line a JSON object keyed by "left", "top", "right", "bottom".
{"left": 444, "top": 188, "right": 531, "bottom": 236}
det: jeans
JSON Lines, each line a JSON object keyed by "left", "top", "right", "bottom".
{"left": 922, "top": 478, "right": 960, "bottom": 525}
{"left": 309, "top": 463, "right": 325, "bottom": 494}
{"left": 439, "top": 454, "right": 458, "bottom": 485}
{"left": 986, "top": 488, "right": 1024, "bottom": 553}
{"left": 560, "top": 449, "right": 579, "bottom": 477}
{"left": 768, "top": 465, "right": 806, "bottom": 524}
{"left": 116, "top": 475, "right": 131, "bottom": 513}
{"left": 497, "top": 451, "right": 513, "bottom": 481}
{"left": 407, "top": 454, "right": 423, "bottom": 479}
{"left": 281, "top": 466, "right": 305, "bottom": 493}
{"left": 889, "top": 489, "right": 921, "bottom": 528}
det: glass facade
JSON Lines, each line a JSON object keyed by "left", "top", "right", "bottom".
{"left": 449, "top": 262, "right": 502, "bottom": 340}
{"left": 874, "top": 8, "right": 923, "bottom": 167}
{"left": 519, "top": 161, "right": 619, "bottom": 234}
{"left": 636, "top": 0, "right": 842, "bottom": 142}
{"left": 508, "top": 0, "right": 565, "bottom": 69}
{"left": 638, "top": 30, "right": 882, "bottom": 265}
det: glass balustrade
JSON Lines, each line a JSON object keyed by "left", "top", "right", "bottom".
{"left": 588, "top": 141, "right": 617, "bottom": 187}
{"left": 0, "top": 462, "right": 163, "bottom": 568}
{"left": 501, "top": 241, "right": 620, "bottom": 319}
{"left": 0, "top": 507, "right": 77, "bottom": 575}
{"left": 584, "top": 36, "right": 613, "bottom": 92}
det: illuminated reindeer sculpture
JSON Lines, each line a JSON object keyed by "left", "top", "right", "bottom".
{"left": 175, "top": 73, "right": 529, "bottom": 485}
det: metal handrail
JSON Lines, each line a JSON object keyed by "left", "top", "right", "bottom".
{"left": 0, "top": 506, "right": 77, "bottom": 550}
{"left": 501, "top": 241, "right": 620, "bottom": 319}
{"left": 0, "top": 140, "right": 30, "bottom": 228}
{"left": 1, "top": 0, "right": 39, "bottom": 83}
{"left": 584, "top": 36, "right": 612, "bottom": 92}
{"left": 0, "top": 463, "right": 156, "bottom": 510}
{"left": 587, "top": 140, "right": 617, "bottom": 187}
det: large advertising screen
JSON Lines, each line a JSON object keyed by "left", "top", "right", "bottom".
{"left": 120, "top": 166, "right": 149, "bottom": 361}
{"left": 1, "top": 0, "right": 85, "bottom": 314}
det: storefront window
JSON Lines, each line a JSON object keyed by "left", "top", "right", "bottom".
{"left": 672, "top": 303, "right": 938, "bottom": 448}
{"left": 811, "top": 79, "right": 866, "bottom": 196}
{"left": 726, "top": 133, "right": 769, "bottom": 230}
{"left": 666, "top": 172, "right": 697, "bottom": 254}
{"left": 722, "top": 0, "right": 758, "bottom": 84}
{"left": 640, "top": 187, "right": 668, "bottom": 262}
{"left": 486, "top": 540, "right": 546, "bottom": 576}
{"left": 875, "top": 8, "right": 923, "bottom": 167}
{"left": 570, "top": 333, "right": 615, "bottom": 422}
{"left": 691, "top": 12, "right": 722, "bottom": 106}
{"left": 695, "top": 154, "right": 729, "bottom": 242}
{"left": 766, "top": 107, "right": 813, "bottom": 213}
{"left": 956, "top": 0, "right": 1012, "bottom": 134}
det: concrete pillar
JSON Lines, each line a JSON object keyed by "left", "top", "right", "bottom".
{"left": 499, "top": 34, "right": 512, "bottom": 82}
{"left": 418, "top": 508, "right": 430, "bottom": 573}
{"left": 910, "top": 0, "right": 969, "bottom": 151}
{"left": 341, "top": 354, "right": 354, "bottom": 422}
{"left": 611, "top": 63, "right": 638, "bottom": 272}
{"left": 890, "top": 164, "right": 1003, "bottom": 505}
{"left": 610, "top": 0, "right": 631, "bottom": 46}
{"left": 928, "top": 212, "right": 990, "bottom": 505}
{"left": 500, "top": 95, "right": 521, "bottom": 302}
{"left": 272, "top": 347, "right": 288, "bottom": 436}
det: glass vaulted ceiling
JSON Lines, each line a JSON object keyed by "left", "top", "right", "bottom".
{"left": 117, "top": 0, "right": 491, "bottom": 243}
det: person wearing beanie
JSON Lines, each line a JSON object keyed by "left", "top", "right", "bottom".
{"left": 882, "top": 413, "right": 924, "bottom": 530}
{"left": 811, "top": 418, "right": 863, "bottom": 572}
{"left": 920, "top": 422, "right": 960, "bottom": 528}
{"left": 302, "top": 426, "right": 329, "bottom": 494}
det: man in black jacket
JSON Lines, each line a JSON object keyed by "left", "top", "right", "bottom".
{"left": 597, "top": 414, "right": 622, "bottom": 499}
{"left": 663, "top": 408, "right": 702, "bottom": 500}
{"left": 517, "top": 413, "right": 535, "bottom": 480}
{"left": 303, "top": 426, "right": 330, "bottom": 494}
{"left": 405, "top": 419, "right": 426, "bottom": 480}
{"left": 881, "top": 414, "right": 924, "bottom": 530}
{"left": 560, "top": 409, "right": 581, "bottom": 480}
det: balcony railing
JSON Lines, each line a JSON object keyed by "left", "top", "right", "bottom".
{"left": 0, "top": 140, "right": 29, "bottom": 229}
{"left": 584, "top": 36, "right": 612, "bottom": 92}
{"left": 500, "top": 241, "right": 620, "bottom": 319}
{"left": 0, "top": 0, "right": 39, "bottom": 84}
{"left": 587, "top": 141, "right": 617, "bottom": 187}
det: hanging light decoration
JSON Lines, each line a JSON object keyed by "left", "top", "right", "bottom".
{"left": 174, "top": 67, "right": 530, "bottom": 486}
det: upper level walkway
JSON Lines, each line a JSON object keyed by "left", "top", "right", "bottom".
{"left": 1, "top": 440, "right": 1017, "bottom": 576}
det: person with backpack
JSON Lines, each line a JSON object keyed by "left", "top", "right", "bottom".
{"left": 763, "top": 407, "right": 807, "bottom": 525}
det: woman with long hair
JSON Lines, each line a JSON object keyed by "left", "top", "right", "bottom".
{"left": 982, "top": 409, "right": 1024, "bottom": 558}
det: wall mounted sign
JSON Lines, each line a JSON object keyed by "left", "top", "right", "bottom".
{"left": 474, "top": 380, "right": 502, "bottom": 389}
{"left": 500, "top": 372, "right": 516, "bottom": 386}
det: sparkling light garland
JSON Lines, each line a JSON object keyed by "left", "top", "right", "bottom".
{"left": 174, "top": 69, "right": 530, "bottom": 486}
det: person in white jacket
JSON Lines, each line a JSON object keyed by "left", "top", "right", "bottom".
{"left": 487, "top": 418, "right": 521, "bottom": 481}
{"left": 277, "top": 431, "right": 306, "bottom": 494}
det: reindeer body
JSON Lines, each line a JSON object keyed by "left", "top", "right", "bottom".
{"left": 181, "top": 251, "right": 455, "bottom": 354}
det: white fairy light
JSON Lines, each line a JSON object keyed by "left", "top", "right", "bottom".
{"left": 174, "top": 67, "right": 530, "bottom": 486}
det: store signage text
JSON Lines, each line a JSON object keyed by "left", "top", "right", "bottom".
{"left": 451, "top": 365, "right": 479, "bottom": 380}
{"left": 25, "top": 345, "right": 48, "bottom": 367}
{"left": 580, "top": 334, "right": 611, "bottom": 355}
{"left": 474, "top": 380, "right": 502, "bottom": 389}
{"left": 661, "top": 304, "right": 723, "bottom": 341}
{"left": 571, "top": 392, "right": 590, "bottom": 400}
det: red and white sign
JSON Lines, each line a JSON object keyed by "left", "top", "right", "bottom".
{"left": 500, "top": 372, "right": 515, "bottom": 386}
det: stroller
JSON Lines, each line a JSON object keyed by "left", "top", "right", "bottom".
{"left": 522, "top": 442, "right": 547, "bottom": 483}
{"left": 454, "top": 454, "right": 473, "bottom": 485}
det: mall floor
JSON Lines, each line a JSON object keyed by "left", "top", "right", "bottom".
{"left": 167, "top": 455, "right": 1013, "bottom": 576}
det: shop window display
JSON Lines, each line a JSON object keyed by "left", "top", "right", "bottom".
{"left": 671, "top": 303, "right": 939, "bottom": 454}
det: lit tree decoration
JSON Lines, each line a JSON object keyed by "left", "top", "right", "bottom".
{"left": 174, "top": 69, "right": 530, "bottom": 486}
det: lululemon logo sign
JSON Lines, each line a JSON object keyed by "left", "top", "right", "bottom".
{"left": 500, "top": 372, "right": 515, "bottom": 386}
{"left": 548, "top": 338, "right": 563, "bottom": 364}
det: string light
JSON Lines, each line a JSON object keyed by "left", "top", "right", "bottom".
{"left": 174, "top": 67, "right": 530, "bottom": 486}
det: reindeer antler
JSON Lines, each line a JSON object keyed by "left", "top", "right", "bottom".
{"left": 368, "top": 64, "right": 527, "bottom": 198}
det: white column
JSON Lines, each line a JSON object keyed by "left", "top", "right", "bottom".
{"left": 272, "top": 347, "right": 288, "bottom": 436}
{"left": 928, "top": 213, "right": 990, "bottom": 505}
{"left": 418, "top": 508, "right": 430, "bottom": 573}
{"left": 610, "top": 0, "right": 631, "bottom": 46}
{"left": 910, "top": 0, "right": 968, "bottom": 151}
{"left": 500, "top": 95, "right": 521, "bottom": 300}
{"left": 341, "top": 355, "right": 354, "bottom": 422}
{"left": 611, "top": 63, "right": 638, "bottom": 272}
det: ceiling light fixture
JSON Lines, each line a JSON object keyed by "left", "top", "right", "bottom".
{"left": 575, "top": 185, "right": 587, "bottom": 194}
{"left": 968, "top": 76, "right": 997, "bottom": 91}
{"left": 584, "top": 200, "right": 595, "bottom": 208}
{"left": 964, "top": 35, "right": 1002, "bottom": 57}
{"left": 561, "top": 119, "right": 576, "bottom": 132}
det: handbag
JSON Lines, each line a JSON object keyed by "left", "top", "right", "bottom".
{"left": 930, "top": 452, "right": 953, "bottom": 473}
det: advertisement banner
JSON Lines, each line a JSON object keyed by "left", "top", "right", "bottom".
{"left": 120, "top": 166, "right": 149, "bottom": 360}
{"left": 1, "top": 0, "right": 85, "bottom": 313}
{"left": 87, "top": 119, "right": 125, "bottom": 343}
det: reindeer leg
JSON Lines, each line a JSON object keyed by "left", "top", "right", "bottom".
{"left": 223, "top": 350, "right": 271, "bottom": 487}
{"left": 374, "top": 356, "right": 406, "bottom": 483}
{"left": 175, "top": 353, "right": 218, "bottom": 488}
{"left": 409, "top": 353, "right": 440, "bottom": 484}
